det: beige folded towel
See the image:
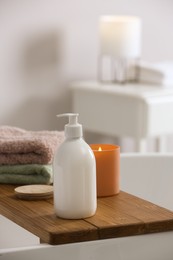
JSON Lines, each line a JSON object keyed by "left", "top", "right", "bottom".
{"left": 0, "top": 126, "right": 64, "bottom": 165}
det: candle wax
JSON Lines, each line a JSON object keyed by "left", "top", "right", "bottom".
{"left": 90, "top": 144, "right": 120, "bottom": 197}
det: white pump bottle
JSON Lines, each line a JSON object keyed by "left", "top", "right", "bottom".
{"left": 53, "top": 113, "right": 97, "bottom": 219}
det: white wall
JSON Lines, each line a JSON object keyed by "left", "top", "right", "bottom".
{"left": 0, "top": 0, "right": 173, "bottom": 136}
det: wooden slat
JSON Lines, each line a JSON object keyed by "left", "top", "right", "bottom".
{"left": 86, "top": 192, "right": 173, "bottom": 239}
{"left": 0, "top": 184, "right": 15, "bottom": 197}
{"left": 0, "top": 194, "right": 98, "bottom": 245}
{"left": 1, "top": 185, "right": 173, "bottom": 245}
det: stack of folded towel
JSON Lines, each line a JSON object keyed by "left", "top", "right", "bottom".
{"left": 137, "top": 61, "right": 173, "bottom": 86}
{"left": 0, "top": 126, "right": 64, "bottom": 185}
{"left": 129, "top": 61, "right": 173, "bottom": 86}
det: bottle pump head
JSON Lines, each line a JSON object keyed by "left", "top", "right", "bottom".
{"left": 57, "top": 113, "right": 83, "bottom": 138}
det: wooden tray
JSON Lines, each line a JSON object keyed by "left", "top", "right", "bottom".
{"left": 1, "top": 185, "right": 173, "bottom": 245}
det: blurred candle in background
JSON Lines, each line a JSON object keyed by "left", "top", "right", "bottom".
{"left": 90, "top": 144, "right": 120, "bottom": 197}
{"left": 99, "top": 15, "right": 141, "bottom": 58}
{"left": 98, "top": 15, "right": 142, "bottom": 83}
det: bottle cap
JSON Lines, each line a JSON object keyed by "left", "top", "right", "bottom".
{"left": 57, "top": 113, "right": 83, "bottom": 138}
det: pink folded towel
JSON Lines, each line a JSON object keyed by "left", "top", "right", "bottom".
{"left": 0, "top": 126, "right": 64, "bottom": 165}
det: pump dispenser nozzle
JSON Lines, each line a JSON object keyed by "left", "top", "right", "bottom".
{"left": 57, "top": 113, "right": 83, "bottom": 138}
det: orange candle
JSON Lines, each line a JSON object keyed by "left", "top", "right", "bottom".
{"left": 90, "top": 144, "right": 120, "bottom": 197}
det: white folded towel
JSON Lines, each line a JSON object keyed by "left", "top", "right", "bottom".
{"left": 129, "top": 61, "right": 173, "bottom": 86}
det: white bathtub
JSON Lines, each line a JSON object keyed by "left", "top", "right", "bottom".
{"left": 1, "top": 153, "right": 173, "bottom": 260}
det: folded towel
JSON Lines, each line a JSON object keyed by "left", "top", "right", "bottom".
{"left": 0, "top": 164, "right": 53, "bottom": 184}
{"left": 128, "top": 61, "right": 173, "bottom": 86}
{"left": 0, "top": 126, "right": 64, "bottom": 165}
